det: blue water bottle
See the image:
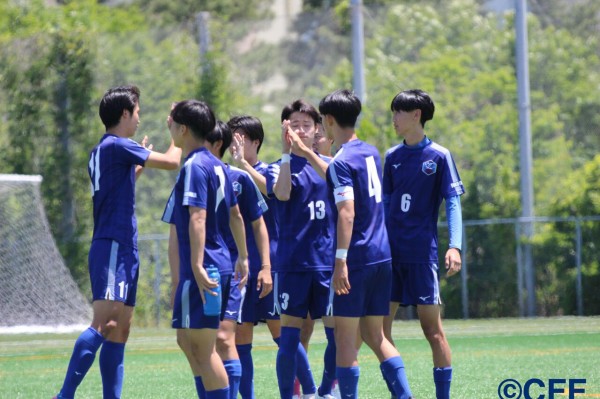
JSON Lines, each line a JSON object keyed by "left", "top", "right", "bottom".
{"left": 204, "top": 265, "right": 221, "bottom": 316}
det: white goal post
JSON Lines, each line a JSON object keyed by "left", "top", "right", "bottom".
{"left": 0, "top": 174, "right": 91, "bottom": 333}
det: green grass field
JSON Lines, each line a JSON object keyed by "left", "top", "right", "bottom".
{"left": 1, "top": 317, "right": 599, "bottom": 398}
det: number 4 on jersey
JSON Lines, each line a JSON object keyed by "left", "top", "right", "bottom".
{"left": 366, "top": 156, "right": 381, "bottom": 203}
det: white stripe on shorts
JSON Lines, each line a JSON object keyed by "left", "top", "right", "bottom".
{"left": 182, "top": 280, "right": 191, "bottom": 328}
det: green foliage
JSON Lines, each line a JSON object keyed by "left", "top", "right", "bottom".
{"left": 1, "top": 0, "right": 600, "bottom": 318}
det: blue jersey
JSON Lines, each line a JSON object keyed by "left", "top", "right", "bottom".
{"left": 326, "top": 139, "right": 391, "bottom": 269}
{"left": 162, "top": 147, "right": 237, "bottom": 279}
{"left": 266, "top": 154, "right": 335, "bottom": 272}
{"left": 88, "top": 133, "right": 151, "bottom": 248}
{"left": 383, "top": 138, "right": 465, "bottom": 263}
{"left": 223, "top": 165, "right": 268, "bottom": 276}
{"left": 254, "top": 161, "right": 279, "bottom": 266}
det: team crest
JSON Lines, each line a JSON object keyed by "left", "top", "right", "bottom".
{"left": 422, "top": 160, "right": 437, "bottom": 175}
{"left": 232, "top": 181, "right": 242, "bottom": 197}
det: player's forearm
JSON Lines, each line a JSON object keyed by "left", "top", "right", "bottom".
{"left": 446, "top": 195, "right": 463, "bottom": 250}
{"left": 336, "top": 201, "right": 355, "bottom": 251}
{"left": 230, "top": 206, "right": 249, "bottom": 259}
{"left": 242, "top": 161, "right": 268, "bottom": 195}
{"left": 303, "top": 151, "right": 328, "bottom": 180}
{"left": 251, "top": 217, "right": 271, "bottom": 268}
{"left": 189, "top": 210, "right": 207, "bottom": 283}
{"left": 167, "top": 225, "right": 180, "bottom": 284}
{"left": 273, "top": 162, "right": 292, "bottom": 201}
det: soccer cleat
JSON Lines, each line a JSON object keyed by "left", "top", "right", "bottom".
{"left": 331, "top": 380, "right": 341, "bottom": 399}
{"left": 292, "top": 377, "right": 301, "bottom": 399}
{"left": 302, "top": 395, "right": 316, "bottom": 399}
{"left": 317, "top": 394, "right": 335, "bottom": 399}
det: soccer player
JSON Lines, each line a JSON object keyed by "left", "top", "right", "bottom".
{"left": 204, "top": 120, "right": 272, "bottom": 399}
{"left": 267, "top": 99, "right": 338, "bottom": 399}
{"left": 320, "top": 89, "right": 413, "bottom": 399}
{"left": 382, "top": 89, "right": 464, "bottom": 399}
{"left": 53, "top": 85, "right": 182, "bottom": 399}
{"left": 162, "top": 100, "right": 249, "bottom": 399}
{"left": 227, "top": 115, "right": 282, "bottom": 399}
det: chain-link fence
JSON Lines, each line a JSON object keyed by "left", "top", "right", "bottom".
{"left": 134, "top": 216, "right": 600, "bottom": 326}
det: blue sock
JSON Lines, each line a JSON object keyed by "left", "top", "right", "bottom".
{"left": 296, "top": 341, "right": 316, "bottom": 395}
{"left": 276, "top": 327, "right": 300, "bottom": 399}
{"left": 434, "top": 367, "right": 452, "bottom": 399}
{"left": 194, "top": 376, "right": 207, "bottom": 399}
{"left": 380, "top": 366, "right": 398, "bottom": 399}
{"left": 223, "top": 359, "right": 242, "bottom": 399}
{"left": 380, "top": 356, "right": 412, "bottom": 399}
{"left": 236, "top": 344, "right": 254, "bottom": 399}
{"left": 206, "top": 387, "right": 230, "bottom": 399}
{"left": 58, "top": 327, "right": 105, "bottom": 399}
{"left": 99, "top": 341, "right": 126, "bottom": 399}
{"left": 336, "top": 366, "right": 360, "bottom": 399}
{"left": 318, "top": 327, "right": 336, "bottom": 396}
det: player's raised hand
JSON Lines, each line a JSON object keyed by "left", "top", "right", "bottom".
{"left": 139, "top": 135, "right": 154, "bottom": 151}
{"left": 445, "top": 248, "right": 462, "bottom": 277}
{"left": 288, "top": 128, "right": 311, "bottom": 158}
{"left": 333, "top": 259, "right": 351, "bottom": 295}
{"left": 230, "top": 132, "right": 245, "bottom": 165}
{"left": 281, "top": 120, "right": 293, "bottom": 154}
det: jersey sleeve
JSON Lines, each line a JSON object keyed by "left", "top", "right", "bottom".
{"left": 327, "top": 157, "right": 354, "bottom": 204}
{"left": 161, "top": 188, "right": 176, "bottom": 224}
{"left": 440, "top": 152, "right": 465, "bottom": 198}
{"left": 237, "top": 172, "right": 267, "bottom": 222}
{"left": 265, "top": 161, "right": 281, "bottom": 198}
{"left": 117, "top": 138, "right": 151, "bottom": 165}
{"left": 183, "top": 162, "right": 209, "bottom": 209}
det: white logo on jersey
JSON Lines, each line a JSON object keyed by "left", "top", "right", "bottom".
{"left": 225, "top": 310, "right": 237, "bottom": 316}
{"left": 392, "top": 163, "right": 401, "bottom": 169}
{"left": 419, "top": 295, "right": 430, "bottom": 302}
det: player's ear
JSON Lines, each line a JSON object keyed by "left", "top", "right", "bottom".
{"left": 413, "top": 109, "right": 421, "bottom": 122}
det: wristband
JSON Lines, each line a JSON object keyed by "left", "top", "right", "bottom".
{"left": 281, "top": 154, "right": 291, "bottom": 164}
{"left": 335, "top": 248, "right": 348, "bottom": 260}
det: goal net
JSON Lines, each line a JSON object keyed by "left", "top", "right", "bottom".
{"left": 0, "top": 174, "right": 92, "bottom": 333}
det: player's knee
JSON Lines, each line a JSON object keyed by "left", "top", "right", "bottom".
{"left": 422, "top": 325, "right": 446, "bottom": 344}
{"left": 361, "top": 328, "right": 384, "bottom": 349}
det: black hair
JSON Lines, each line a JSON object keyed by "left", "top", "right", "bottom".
{"left": 227, "top": 115, "right": 265, "bottom": 153}
{"left": 281, "top": 99, "right": 320, "bottom": 125}
{"left": 99, "top": 85, "right": 140, "bottom": 129}
{"left": 318, "top": 89, "right": 361, "bottom": 128}
{"left": 390, "top": 89, "right": 435, "bottom": 127}
{"left": 170, "top": 100, "right": 216, "bottom": 141}
{"left": 206, "top": 120, "right": 232, "bottom": 158}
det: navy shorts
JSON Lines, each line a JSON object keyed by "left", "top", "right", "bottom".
{"left": 239, "top": 275, "right": 280, "bottom": 323}
{"left": 172, "top": 277, "right": 221, "bottom": 330}
{"left": 222, "top": 275, "right": 242, "bottom": 322}
{"left": 391, "top": 262, "right": 441, "bottom": 306}
{"left": 89, "top": 239, "right": 139, "bottom": 307}
{"left": 332, "top": 262, "right": 391, "bottom": 317}
{"left": 275, "top": 270, "right": 333, "bottom": 319}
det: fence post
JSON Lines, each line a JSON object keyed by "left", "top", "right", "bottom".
{"left": 461, "top": 226, "right": 469, "bottom": 319}
{"left": 575, "top": 219, "right": 583, "bottom": 316}
{"left": 153, "top": 238, "right": 162, "bottom": 327}
{"left": 515, "top": 221, "right": 525, "bottom": 317}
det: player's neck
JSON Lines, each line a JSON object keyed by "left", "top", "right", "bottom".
{"left": 107, "top": 126, "right": 133, "bottom": 138}
{"left": 245, "top": 153, "right": 258, "bottom": 166}
{"left": 403, "top": 129, "right": 425, "bottom": 146}
{"left": 334, "top": 128, "right": 357, "bottom": 146}
{"left": 183, "top": 139, "right": 204, "bottom": 158}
